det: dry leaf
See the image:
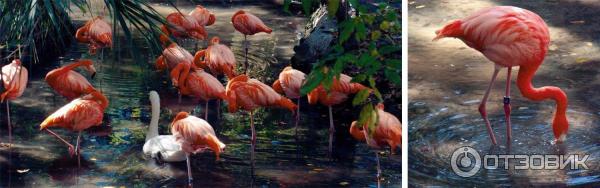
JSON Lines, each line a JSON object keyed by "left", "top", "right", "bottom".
{"left": 17, "top": 169, "right": 29, "bottom": 173}
{"left": 416, "top": 5, "right": 426, "bottom": 9}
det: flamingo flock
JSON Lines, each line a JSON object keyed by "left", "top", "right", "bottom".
{"left": 0, "top": 4, "right": 401, "bottom": 186}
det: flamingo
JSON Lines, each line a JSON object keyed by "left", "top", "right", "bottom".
{"left": 0, "top": 59, "right": 28, "bottom": 146}
{"left": 159, "top": 12, "right": 208, "bottom": 46}
{"left": 225, "top": 74, "right": 296, "bottom": 161}
{"left": 155, "top": 43, "right": 194, "bottom": 89}
{"left": 45, "top": 59, "right": 97, "bottom": 100}
{"left": 193, "top": 37, "right": 237, "bottom": 79}
{"left": 143, "top": 91, "right": 185, "bottom": 162}
{"left": 307, "top": 74, "right": 366, "bottom": 154}
{"left": 179, "top": 68, "right": 229, "bottom": 120}
{"left": 272, "top": 66, "right": 306, "bottom": 132}
{"left": 189, "top": 5, "right": 216, "bottom": 27}
{"left": 349, "top": 103, "right": 401, "bottom": 181}
{"left": 231, "top": 10, "right": 272, "bottom": 74}
{"left": 75, "top": 16, "right": 112, "bottom": 55}
{"left": 40, "top": 91, "right": 108, "bottom": 159}
{"left": 170, "top": 111, "right": 225, "bottom": 186}
{"left": 433, "top": 6, "right": 568, "bottom": 145}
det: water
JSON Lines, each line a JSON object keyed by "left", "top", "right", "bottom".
{"left": 409, "top": 0, "right": 600, "bottom": 186}
{"left": 0, "top": 3, "right": 401, "bottom": 187}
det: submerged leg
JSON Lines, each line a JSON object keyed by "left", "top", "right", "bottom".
{"left": 186, "top": 153, "right": 193, "bottom": 187}
{"left": 44, "top": 129, "right": 75, "bottom": 156}
{"left": 328, "top": 106, "right": 334, "bottom": 155}
{"left": 376, "top": 152, "right": 381, "bottom": 188}
{"left": 479, "top": 66, "right": 500, "bottom": 145}
{"left": 295, "top": 98, "right": 300, "bottom": 135}
{"left": 250, "top": 111, "right": 256, "bottom": 162}
{"left": 504, "top": 67, "right": 513, "bottom": 144}
{"left": 76, "top": 131, "right": 82, "bottom": 166}
{"left": 6, "top": 102, "right": 11, "bottom": 147}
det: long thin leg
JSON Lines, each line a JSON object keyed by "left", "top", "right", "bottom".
{"left": 217, "top": 100, "right": 221, "bottom": 119}
{"left": 504, "top": 67, "right": 512, "bottom": 144}
{"left": 6, "top": 102, "right": 11, "bottom": 147}
{"left": 295, "top": 98, "right": 300, "bottom": 135}
{"left": 250, "top": 111, "right": 256, "bottom": 163}
{"left": 186, "top": 153, "right": 193, "bottom": 187}
{"left": 76, "top": 131, "right": 82, "bottom": 166}
{"left": 178, "top": 91, "right": 182, "bottom": 104}
{"left": 204, "top": 100, "right": 209, "bottom": 120}
{"left": 328, "top": 106, "right": 334, "bottom": 155}
{"left": 44, "top": 129, "right": 75, "bottom": 156}
{"left": 375, "top": 152, "right": 382, "bottom": 186}
{"left": 479, "top": 66, "right": 500, "bottom": 145}
{"left": 244, "top": 35, "right": 249, "bottom": 74}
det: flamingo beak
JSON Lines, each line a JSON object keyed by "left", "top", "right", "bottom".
{"left": 91, "top": 72, "right": 96, "bottom": 79}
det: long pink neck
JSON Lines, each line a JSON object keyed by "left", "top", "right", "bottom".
{"left": 517, "top": 63, "right": 569, "bottom": 139}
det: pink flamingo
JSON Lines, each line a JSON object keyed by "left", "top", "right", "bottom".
{"left": 231, "top": 10, "right": 272, "bottom": 74}
{"left": 75, "top": 17, "right": 112, "bottom": 55}
{"left": 155, "top": 43, "right": 194, "bottom": 89}
{"left": 307, "top": 74, "right": 366, "bottom": 154}
{"left": 189, "top": 5, "right": 216, "bottom": 27}
{"left": 170, "top": 111, "right": 225, "bottom": 186}
{"left": 45, "top": 59, "right": 97, "bottom": 100}
{"left": 40, "top": 91, "right": 109, "bottom": 158}
{"left": 272, "top": 66, "right": 306, "bottom": 132}
{"left": 193, "top": 37, "right": 237, "bottom": 79}
{"left": 0, "top": 59, "right": 28, "bottom": 145}
{"left": 433, "top": 6, "right": 568, "bottom": 144}
{"left": 349, "top": 103, "right": 401, "bottom": 181}
{"left": 159, "top": 12, "right": 207, "bottom": 46}
{"left": 226, "top": 74, "right": 296, "bottom": 160}
{"left": 179, "top": 68, "right": 229, "bottom": 120}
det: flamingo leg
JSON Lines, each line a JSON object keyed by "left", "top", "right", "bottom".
{"left": 479, "top": 66, "right": 500, "bottom": 145}
{"left": 250, "top": 110, "right": 256, "bottom": 162}
{"left": 76, "top": 131, "right": 82, "bottom": 166}
{"left": 243, "top": 35, "right": 249, "bottom": 74}
{"left": 44, "top": 129, "right": 75, "bottom": 156}
{"left": 178, "top": 91, "right": 182, "bottom": 104}
{"left": 328, "top": 105, "right": 334, "bottom": 155}
{"left": 204, "top": 100, "right": 209, "bottom": 120}
{"left": 375, "top": 152, "right": 382, "bottom": 182}
{"left": 186, "top": 153, "right": 193, "bottom": 187}
{"left": 6, "top": 101, "right": 11, "bottom": 147}
{"left": 295, "top": 98, "right": 300, "bottom": 135}
{"left": 504, "top": 67, "right": 513, "bottom": 144}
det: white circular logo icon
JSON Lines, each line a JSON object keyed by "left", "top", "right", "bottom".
{"left": 451, "top": 146, "right": 481, "bottom": 177}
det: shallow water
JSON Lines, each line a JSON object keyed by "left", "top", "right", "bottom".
{"left": 409, "top": 0, "right": 600, "bottom": 187}
{"left": 0, "top": 2, "right": 400, "bottom": 187}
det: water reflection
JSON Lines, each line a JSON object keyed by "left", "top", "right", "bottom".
{"left": 0, "top": 2, "right": 400, "bottom": 187}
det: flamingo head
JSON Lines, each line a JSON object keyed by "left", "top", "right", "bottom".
{"left": 552, "top": 112, "right": 569, "bottom": 143}
{"left": 189, "top": 27, "right": 208, "bottom": 41}
{"left": 171, "top": 111, "right": 189, "bottom": 127}
{"left": 207, "top": 14, "right": 216, "bottom": 26}
{"left": 433, "top": 19, "right": 463, "bottom": 41}
{"left": 210, "top": 36, "right": 220, "bottom": 45}
{"left": 79, "top": 59, "right": 97, "bottom": 79}
{"left": 349, "top": 121, "right": 366, "bottom": 141}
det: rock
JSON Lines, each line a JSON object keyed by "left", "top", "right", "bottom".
{"left": 291, "top": 6, "right": 338, "bottom": 73}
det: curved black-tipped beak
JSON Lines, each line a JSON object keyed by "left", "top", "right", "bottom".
{"left": 91, "top": 72, "right": 96, "bottom": 79}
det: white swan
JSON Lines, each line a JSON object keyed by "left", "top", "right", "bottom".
{"left": 143, "top": 91, "right": 186, "bottom": 162}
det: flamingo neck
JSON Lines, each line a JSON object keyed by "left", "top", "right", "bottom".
{"left": 517, "top": 63, "right": 569, "bottom": 140}
{"left": 146, "top": 92, "right": 160, "bottom": 141}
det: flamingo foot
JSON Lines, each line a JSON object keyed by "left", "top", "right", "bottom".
{"left": 68, "top": 144, "right": 76, "bottom": 157}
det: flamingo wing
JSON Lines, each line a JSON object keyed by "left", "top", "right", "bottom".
{"left": 40, "top": 99, "right": 103, "bottom": 131}
{"left": 1, "top": 61, "right": 28, "bottom": 101}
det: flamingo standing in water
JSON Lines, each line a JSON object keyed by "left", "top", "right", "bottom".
{"left": 45, "top": 59, "right": 97, "bottom": 100}
{"left": 143, "top": 91, "right": 185, "bottom": 162}
{"left": 75, "top": 16, "right": 112, "bottom": 55}
{"left": 433, "top": 6, "right": 568, "bottom": 144}
{"left": 155, "top": 43, "right": 195, "bottom": 89}
{"left": 170, "top": 111, "right": 225, "bottom": 186}
{"left": 231, "top": 10, "right": 272, "bottom": 74}
{"left": 159, "top": 12, "right": 208, "bottom": 46}
{"left": 0, "top": 59, "right": 28, "bottom": 146}
{"left": 272, "top": 66, "right": 306, "bottom": 133}
{"left": 225, "top": 74, "right": 296, "bottom": 161}
{"left": 307, "top": 74, "right": 366, "bottom": 154}
{"left": 193, "top": 37, "right": 237, "bottom": 79}
{"left": 40, "top": 91, "right": 108, "bottom": 160}
{"left": 179, "top": 68, "right": 229, "bottom": 120}
{"left": 349, "top": 103, "right": 401, "bottom": 181}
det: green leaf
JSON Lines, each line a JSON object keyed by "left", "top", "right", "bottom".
{"left": 302, "top": 0, "right": 313, "bottom": 16}
{"left": 300, "top": 67, "right": 325, "bottom": 95}
{"left": 352, "top": 74, "right": 367, "bottom": 83}
{"left": 352, "top": 89, "right": 370, "bottom": 106}
{"left": 283, "top": 0, "right": 292, "bottom": 14}
{"left": 322, "top": 69, "right": 334, "bottom": 91}
{"left": 379, "top": 45, "right": 401, "bottom": 55}
{"left": 327, "top": 0, "right": 340, "bottom": 17}
{"left": 339, "top": 20, "right": 355, "bottom": 44}
{"left": 384, "top": 67, "right": 401, "bottom": 85}
{"left": 357, "top": 54, "right": 375, "bottom": 67}
{"left": 355, "top": 21, "right": 367, "bottom": 41}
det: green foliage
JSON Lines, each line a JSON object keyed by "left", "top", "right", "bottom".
{"left": 0, "top": 0, "right": 173, "bottom": 64}
{"left": 291, "top": 1, "right": 401, "bottom": 139}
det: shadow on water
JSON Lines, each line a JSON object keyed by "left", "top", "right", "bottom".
{"left": 0, "top": 2, "right": 400, "bottom": 187}
{"left": 409, "top": 0, "right": 600, "bottom": 187}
